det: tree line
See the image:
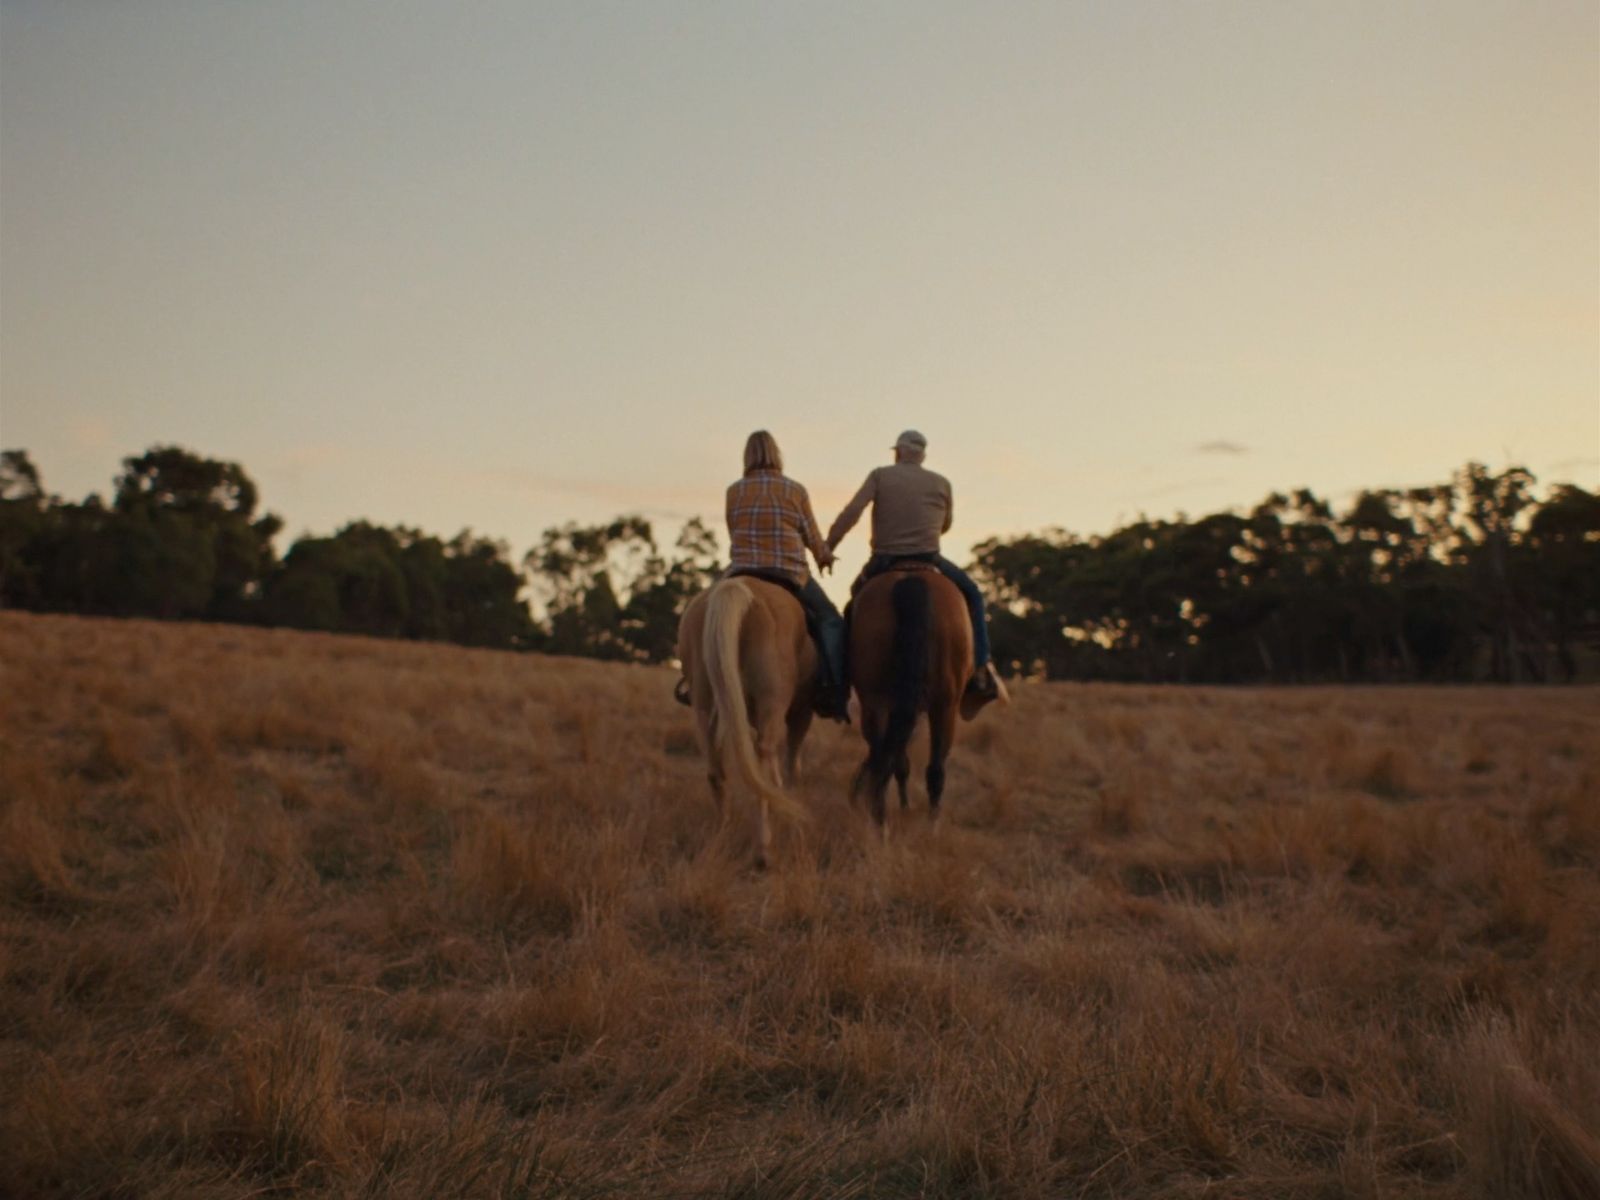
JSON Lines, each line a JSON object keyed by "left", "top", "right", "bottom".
{"left": 2, "top": 445, "right": 1596, "bottom": 682}
{"left": 971, "top": 464, "right": 1600, "bottom": 683}
{"left": 0, "top": 446, "right": 719, "bottom": 662}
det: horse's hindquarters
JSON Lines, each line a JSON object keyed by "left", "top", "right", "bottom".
{"left": 677, "top": 578, "right": 815, "bottom": 863}
{"left": 848, "top": 569, "right": 971, "bottom": 825}
{"left": 850, "top": 571, "right": 971, "bottom": 707}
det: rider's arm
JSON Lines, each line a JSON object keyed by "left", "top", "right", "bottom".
{"left": 794, "top": 485, "right": 832, "bottom": 567}
{"left": 826, "top": 471, "right": 877, "bottom": 549}
{"left": 942, "top": 479, "right": 954, "bottom": 535}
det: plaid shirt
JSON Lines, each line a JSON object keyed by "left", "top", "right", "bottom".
{"left": 725, "top": 469, "right": 828, "bottom": 587}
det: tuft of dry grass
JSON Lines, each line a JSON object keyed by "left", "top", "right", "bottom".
{"left": 2, "top": 612, "right": 1597, "bottom": 1198}
{"left": 1453, "top": 1013, "right": 1600, "bottom": 1200}
{"left": 226, "top": 1007, "right": 351, "bottom": 1178}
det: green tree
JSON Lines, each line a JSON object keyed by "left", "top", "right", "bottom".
{"left": 1524, "top": 483, "right": 1600, "bottom": 680}
{"left": 1451, "top": 463, "right": 1544, "bottom": 680}
{"left": 439, "top": 530, "right": 537, "bottom": 648}
{"left": 524, "top": 515, "right": 720, "bottom": 663}
{"left": 526, "top": 516, "right": 651, "bottom": 660}
{"left": 263, "top": 522, "right": 535, "bottom": 649}
{"left": 263, "top": 524, "right": 408, "bottom": 637}
{"left": 0, "top": 450, "right": 47, "bottom": 607}
{"left": 113, "top": 446, "right": 281, "bottom": 621}
{"left": 617, "top": 517, "right": 723, "bottom": 663}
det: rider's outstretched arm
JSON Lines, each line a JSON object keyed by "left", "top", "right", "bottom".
{"left": 826, "top": 471, "right": 877, "bottom": 549}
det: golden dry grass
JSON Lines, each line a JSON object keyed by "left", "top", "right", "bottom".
{"left": 2, "top": 611, "right": 1598, "bottom": 1199}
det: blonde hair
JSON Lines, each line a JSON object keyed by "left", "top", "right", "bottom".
{"left": 743, "top": 430, "right": 783, "bottom": 475}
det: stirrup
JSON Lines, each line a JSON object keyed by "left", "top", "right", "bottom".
{"left": 673, "top": 677, "right": 691, "bottom": 706}
{"left": 966, "top": 663, "right": 1000, "bottom": 700}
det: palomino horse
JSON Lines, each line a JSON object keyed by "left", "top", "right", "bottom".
{"left": 848, "top": 564, "right": 982, "bottom": 832}
{"left": 676, "top": 575, "right": 816, "bottom": 867}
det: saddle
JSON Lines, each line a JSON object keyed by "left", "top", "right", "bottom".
{"left": 848, "top": 553, "right": 939, "bottom": 600}
{"left": 724, "top": 567, "right": 821, "bottom": 645}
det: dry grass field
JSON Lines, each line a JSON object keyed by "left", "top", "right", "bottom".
{"left": 3, "top": 611, "right": 1598, "bottom": 1199}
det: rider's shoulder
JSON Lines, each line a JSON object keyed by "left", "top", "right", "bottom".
{"left": 771, "top": 472, "right": 814, "bottom": 503}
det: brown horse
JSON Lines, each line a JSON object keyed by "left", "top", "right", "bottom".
{"left": 676, "top": 576, "right": 815, "bottom": 867}
{"left": 848, "top": 564, "right": 977, "bottom": 832}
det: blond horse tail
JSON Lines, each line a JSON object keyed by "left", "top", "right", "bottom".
{"left": 702, "top": 580, "right": 807, "bottom": 825}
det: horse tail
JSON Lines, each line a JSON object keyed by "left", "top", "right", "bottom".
{"left": 874, "top": 573, "right": 930, "bottom": 775}
{"left": 702, "top": 580, "right": 806, "bottom": 823}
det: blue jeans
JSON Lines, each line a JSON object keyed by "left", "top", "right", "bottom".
{"left": 800, "top": 576, "right": 846, "bottom": 689}
{"left": 856, "top": 553, "right": 991, "bottom": 671}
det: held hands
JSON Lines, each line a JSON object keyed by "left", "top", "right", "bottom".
{"left": 817, "top": 546, "right": 836, "bottom": 575}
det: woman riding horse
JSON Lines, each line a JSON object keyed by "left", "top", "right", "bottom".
{"left": 722, "top": 431, "right": 848, "bottom": 717}
{"left": 673, "top": 431, "right": 846, "bottom": 866}
{"left": 675, "top": 431, "right": 847, "bottom": 717}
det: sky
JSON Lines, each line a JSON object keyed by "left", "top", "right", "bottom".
{"left": 2, "top": 1, "right": 1596, "bottom": 602}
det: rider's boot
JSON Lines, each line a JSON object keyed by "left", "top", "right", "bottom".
{"left": 814, "top": 677, "right": 850, "bottom": 722}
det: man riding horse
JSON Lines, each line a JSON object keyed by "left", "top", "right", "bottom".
{"left": 826, "top": 429, "right": 1001, "bottom": 706}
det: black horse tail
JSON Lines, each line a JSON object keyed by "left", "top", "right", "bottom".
{"left": 872, "top": 574, "right": 930, "bottom": 777}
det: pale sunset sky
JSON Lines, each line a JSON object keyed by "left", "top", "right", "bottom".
{"left": 2, "top": 1, "right": 1596, "bottom": 600}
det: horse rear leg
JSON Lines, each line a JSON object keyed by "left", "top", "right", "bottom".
{"left": 784, "top": 710, "right": 813, "bottom": 787}
{"left": 926, "top": 701, "right": 957, "bottom": 824}
{"left": 698, "top": 708, "right": 725, "bottom": 813}
{"left": 868, "top": 760, "right": 892, "bottom": 834}
{"left": 894, "top": 752, "right": 911, "bottom": 810}
{"left": 849, "top": 705, "right": 878, "bottom": 802}
{"left": 753, "top": 719, "right": 789, "bottom": 870}
{"left": 851, "top": 706, "right": 892, "bottom": 838}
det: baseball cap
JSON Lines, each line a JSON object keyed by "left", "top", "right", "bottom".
{"left": 893, "top": 430, "right": 927, "bottom": 452}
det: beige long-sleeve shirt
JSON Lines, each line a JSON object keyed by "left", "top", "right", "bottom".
{"left": 826, "top": 462, "right": 953, "bottom": 556}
